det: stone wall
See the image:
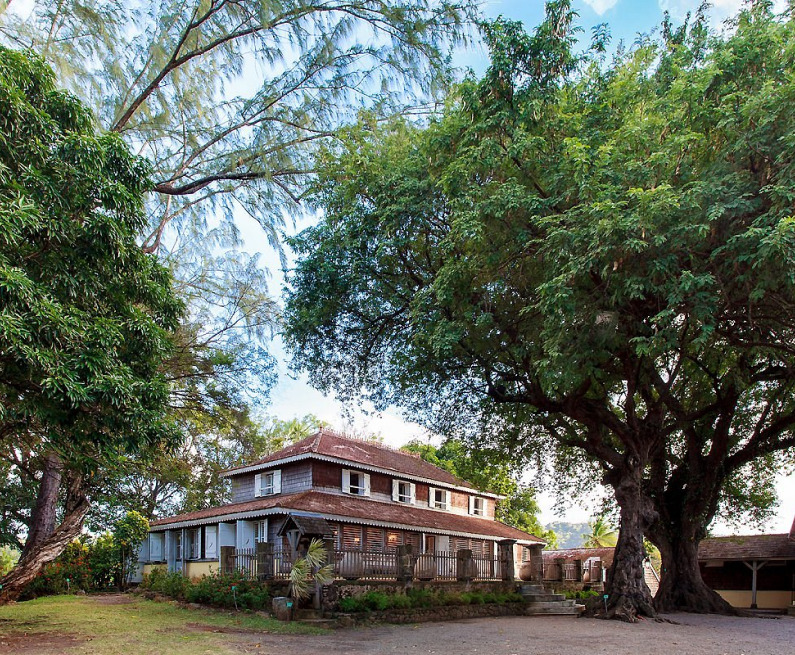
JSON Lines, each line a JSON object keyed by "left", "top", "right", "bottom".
{"left": 322, "top": 579, "right": 518, "bottom": 611}
{"left": 340, "top": 602, "right": 528, "bottom": 625}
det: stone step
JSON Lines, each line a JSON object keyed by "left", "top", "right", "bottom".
{"left": 293, "top": 609, "right": 324, "bottom": 620}
{"left": 521, "top": 593, "right": 567, "bottom": 603}
{"left": 518, "top": 584, "right": 545, "bottom": 594}
{"left": 525, "top": 600, "right": 578, "bottom": 610}
{"left": 525, "top": 604, "right": 584, "bottom": 616}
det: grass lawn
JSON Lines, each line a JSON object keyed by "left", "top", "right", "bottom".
{"left": 0, "top": 593, "right": 326, "bottom": 654}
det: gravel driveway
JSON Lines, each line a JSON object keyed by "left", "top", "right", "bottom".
{"left": 230, "top": 614, "right": 795, "bottom": 655}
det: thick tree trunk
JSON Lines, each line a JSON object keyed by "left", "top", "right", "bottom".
{"left": 22, "top": 451, "right": 62, "bottom": 557}
{"left": 602, "top": 466, "right": 657, "bottom": 622}
{"left": 0, "top": 478, "right": 89, "bottom": 604}
{"left": 653, "top": 527, "right": 736, "bottom": 614}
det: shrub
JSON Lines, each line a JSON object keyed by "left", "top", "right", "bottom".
{"left": 140, "top": 569, "right": 271, "bottom": 610}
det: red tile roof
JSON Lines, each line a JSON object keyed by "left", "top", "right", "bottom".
{"left": 542, "top": 548, "right": 615, "bottom": 565}
{"left": 698, "top": 534, "right": 795, "bottom": 561}
{"left": 151, "top": 490, "right": 543, "bottom": 543}
{"left": 225, "top": 429, "right": 476, "bottom": 490}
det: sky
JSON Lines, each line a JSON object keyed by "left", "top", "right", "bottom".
{"left": 239, "top": 0, "right": 795, "bottom": 534}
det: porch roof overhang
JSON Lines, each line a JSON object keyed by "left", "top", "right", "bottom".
{"left": 149, "top": 490, "right": 544, "bottom": 546}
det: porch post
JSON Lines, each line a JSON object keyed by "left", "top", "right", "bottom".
{"left": 744, "top": 560, "right": 767, "bottom": 609}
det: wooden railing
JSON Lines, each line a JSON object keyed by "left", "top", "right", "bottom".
{"left": 223, "top": 546, "right": 504, "bottom": 582}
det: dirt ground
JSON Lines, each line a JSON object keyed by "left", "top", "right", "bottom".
{"left": 3, "top": 597, "right": 794, "bottom": 655}
{"left": 225, "top": 613, "right": 795, "bottom": 655}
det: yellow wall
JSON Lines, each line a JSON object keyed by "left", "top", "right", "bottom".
{"left": 716, "top": 589, "right": 793, "bottom": 610}
{"left": 142, "top": 564, "right": 166, "bottom": 577}
{"left": 185, "top": 561, "right": 218, "bottom": 579}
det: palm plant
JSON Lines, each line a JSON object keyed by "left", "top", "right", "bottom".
{"left": 288, "top": 538, "right": 335, "bottom": 602}
{"left": 582, "top": 516, "right": 618, "bottom": 549}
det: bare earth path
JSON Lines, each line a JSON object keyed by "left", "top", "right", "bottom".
{"left": 2, "top": 595, "right": 794, "bottom": 655}
{"left": 226, "top": 614, "right": 795, "bottom": 655}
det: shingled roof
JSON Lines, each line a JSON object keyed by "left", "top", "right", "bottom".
{"left": 542, "top": 547, "right": 616, "bottom": 566}
{"left": 224, "top": 429, "right": 477, "bottom": 491}
{"left": 150, "top": 489, "right": 543, "bottom": 544}
{"left": 698, "top": 534, "right": 795, "bottom": 561}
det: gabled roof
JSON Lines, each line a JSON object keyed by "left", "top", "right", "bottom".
{"left": 150, "top": 490, "right": 543, "bottom": 544}
{"left": 223, "top": 429, "right": 479, "bottom": 492}
{"left": 698, "top": 534, "right": 795, "bottom": 561}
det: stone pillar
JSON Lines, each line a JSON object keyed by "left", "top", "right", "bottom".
{"left": 456, "top": 548, "right": 475, "bottom": 582}
{"left": 498, "top": 539, "right": 517, "bottom": 582}
{"left": 256, "top": 541, "right": 274, "bottom": 580}
{"left": 574, "top": 559, "right": 583, "bottom": 582}
{"left": 554, "top": 557, "right": 566, "bottom": 582}
{"left": 220, "top": 546, "right": 234, "bottom": 575}
{"left": 397, "top": 544, "right": 415, "bottom": 582}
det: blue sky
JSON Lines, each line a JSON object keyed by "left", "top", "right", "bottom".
{"left": 247, "top": 0, "right": 795, "bottom": 532}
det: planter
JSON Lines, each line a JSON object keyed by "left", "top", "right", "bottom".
{"left": 272, "top": 596, "right": 294, "bottom": 621}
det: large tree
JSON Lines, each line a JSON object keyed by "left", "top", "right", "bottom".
{"left": 0, "top": 48, "right": 181, "bottom": 602}
{"left": 284, "top": 3, "right": 795, "bottom": 620}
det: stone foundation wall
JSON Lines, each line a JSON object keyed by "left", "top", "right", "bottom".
{"left": 336, "top": 602, "right": 530, "bottom": 625}
{"left": 322, "top": 579, "right": 517, "bottom": 611}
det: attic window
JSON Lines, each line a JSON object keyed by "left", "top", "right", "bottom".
{"left": 429, "top": 486, "right": 450, "bottom": 510}
{"left": 343, "top": 469, "right": 371, "bottom": 496}
{"left": 255, "top": 470, "right": 281, "bottom": 497}
{"left": 469, "top": 496, "right": 486, "bottom": 516}
{"left": 392, "top": 480, "right": 416, "bottom": 504}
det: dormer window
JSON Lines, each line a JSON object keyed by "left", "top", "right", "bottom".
{"left": 392, "top": 480, "right": 416, "bottom": 504}
{"left": 429, "top": 486, "right": 450, "bottom": 510}
{"left": 469, "top": 496, "right": 486, "bottom": 516}
{"left": 254, "top": 469, "right": 282, "bottom": 497}
{"left": 342, "top": 469, "right": 371, "bottom": 496}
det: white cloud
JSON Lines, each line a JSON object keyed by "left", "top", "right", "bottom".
{"left": 583, "top": 0, "right": 620, "bottom": 15}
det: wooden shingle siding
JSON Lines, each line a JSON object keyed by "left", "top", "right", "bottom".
{"left": 281, "top": 462, "right": 312, "bottom": 493}
{"left": 230, "top": 474, "right": 255, "bottom": 503}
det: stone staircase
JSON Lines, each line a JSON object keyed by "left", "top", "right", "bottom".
{"left": 518, "top": 583, "right": 585, "bottom": 616}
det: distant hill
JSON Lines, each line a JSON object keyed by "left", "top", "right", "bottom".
{"left": 546, "top": 521, "right": 591, "bottom": 549}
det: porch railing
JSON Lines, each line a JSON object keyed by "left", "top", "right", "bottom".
{"left": 222, "top": 546, "right": 504, "bottom": 582}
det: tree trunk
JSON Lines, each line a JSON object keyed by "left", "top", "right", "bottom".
{"left": 602, "top": 465, "right": 657, "bottom": 622}
{"left": 653, "top": 527, "right": 736, "bottom": 614}
{"left": 0, "top": 479, "right": 89, "bottom": 604}
{"left": 22, "top": 451, "right": 62, "bottom": 557}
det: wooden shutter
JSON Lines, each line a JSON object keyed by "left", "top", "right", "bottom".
{"left": 469, "top": 495, "right": 475, "bottom": 514}
{"left": 272, "top": 469, "right": 282, "bottom": 494}
{"left": 342, "top": 469, "right": 351, "bottom": 493}
{"left": 254, "top": 473, "right": 262, "bottom": 497}
{"left": 362, "top": 473, "right": 371, "bottom": 497}
{"left": 342, "top": 525, "right": 362, "bottom": 550}
{"left": 428, "top": 487, "right": 437, "bottom": 508}
{"left": 366, "top": 527, "right": 384, "bottom": 552}
{"left": 392, "top": 480, "right": 400, "bottom": 501}
{"left": 404, "top": 532, "right": 420, "bottom": 551}
{"left": 386, "top": 530, "right": 402, "bottom": 550}
{"left": 409, "top": 483, "right": 416, "bottom": 504}
{"left": 445, "top": 490, "right": 452, "bottom": 510}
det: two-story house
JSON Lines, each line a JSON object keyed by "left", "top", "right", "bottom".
{"left": 139, "top": 430, "right": 545, "bottom": 581}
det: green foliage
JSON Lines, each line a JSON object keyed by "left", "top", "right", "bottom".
{"left": 402, "top": 440, "right": 556, "bottom": 543}
{"left": 285, "top": 0, "right": 795, "bottom": 608}
{"left": 563, "top": 589, "right": 599, "bottom": 600}
{"left": 545, "top": 522, "right": 590, "bottom": 550}
{"left": 288, "top": 538, "right": 335, "bottom": 602}
{"left": 0, "top": 546, "right": 18, "bottom": 576}
{"left": 0, "top": 46, "right": 181, "bottom": 466}
{"left": 337, "top": 587, "right": 523, "bottom": 612}
{"left": 139, "top": 567, "right": 272, "bottom": 611}
{"left": 582, "top": 516, "right": 618, "bottom": 549}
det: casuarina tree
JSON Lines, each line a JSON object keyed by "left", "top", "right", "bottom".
{"left": 285, "top": 2, "right": 795, "bottom": 619}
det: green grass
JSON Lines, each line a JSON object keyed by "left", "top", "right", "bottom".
{"left": 0, "top": 594, "right": 326, "bottom": 654}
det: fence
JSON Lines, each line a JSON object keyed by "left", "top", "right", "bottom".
{"left": 222, "top": 546, "right": 504, "bottom": 582}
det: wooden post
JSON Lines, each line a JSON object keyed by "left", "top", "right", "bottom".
{"left": 744, "top": 560, "right": 767, "bottom": 609}
{"left": 220, "top": 546, "right": 234, "bottom": 576}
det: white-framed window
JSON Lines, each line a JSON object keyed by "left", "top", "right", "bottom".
{"left": 392, "top": 480, "right": 416, "bottom": 504}
{"left": 149, "top": 532, "right": 164, "bottom": 561}
{"left": 254, "top": 469, "right": 281, "bottom": 497}
{"left": 342, "top": 469, "right": 371, "bottom": 496}
{"left": 189, "top": 528, "right": 202, "bottom": 559}
{"left": 469, "top": 496, "right": 486, "bottom": 516}
{"left": 255, "top": 519, "right": 268, "bottom": 544}
{"left": 428, "top": 486, "right": 450, "bottom": 510}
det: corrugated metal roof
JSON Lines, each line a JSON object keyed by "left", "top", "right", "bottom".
{"left": 698, "top": 534, "right": 795, "bottom": 561}
{"left": 224, "top": 429, "right": 475, "bottom": 490}
{"left": 150, "top": 489, "right": 543, "bottom": 543}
